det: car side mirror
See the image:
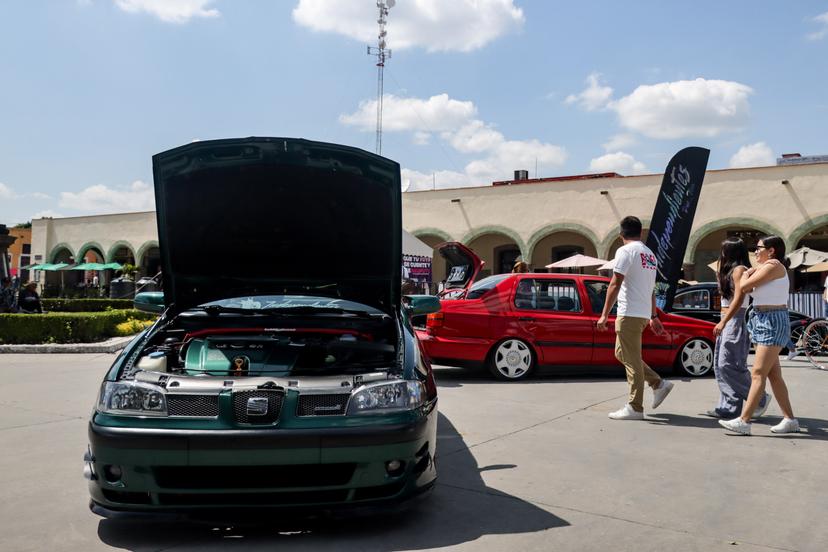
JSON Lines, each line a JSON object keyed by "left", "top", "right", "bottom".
{"left": 403, "top": 295, "right": 441, "bottom": 317}
{"left": 134, "top": 291, "right": 165, "bottom": 314}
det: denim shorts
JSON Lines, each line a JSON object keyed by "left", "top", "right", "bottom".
{"left": 747, "top": 308, "right": 790, "bottom": 347}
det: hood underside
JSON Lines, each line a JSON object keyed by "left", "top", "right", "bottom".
{"left": 152, "top": 138, "right": 402, "bottom": 314}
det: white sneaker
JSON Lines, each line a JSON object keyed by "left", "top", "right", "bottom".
{"left": 652, "top": 380, "right": 674, "bottom": 409}
{"left": 719, "top": 417, "right": 751, "bottom": 435}
{"left": 786, "top": 349, "right": 800, "bottom": 361}
{"left": 608, "top": 404, "right": 644, "bottom": 420}
{"left": 752, "top": 394, "right": 772, "bottom": 419}
{"left": 770, "top": 417, "right": 800, "bottom": 434}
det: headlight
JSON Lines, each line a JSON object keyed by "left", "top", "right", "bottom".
{"left": 347, "top": 381, "right": 425, "bottom": 415}
{"left": 97, "top": 381, "right": 167, "bottom": 417}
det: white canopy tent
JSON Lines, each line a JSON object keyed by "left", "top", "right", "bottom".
{"left": 787, "top": 246, "right": 828, "bottom": 269}
{"left": 546, "top": 254, "right": 608, "bottom": 269}
{"left": 402, "top": 230, "right": 433, "bottom": 258}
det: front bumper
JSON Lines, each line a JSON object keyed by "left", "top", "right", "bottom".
{"left": 86, "top": 408, "right": 437, "bottom": 516}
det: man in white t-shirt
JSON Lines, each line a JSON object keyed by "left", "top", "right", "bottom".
{"left": 597, "top": 216, "right": 674, "bottom": 420}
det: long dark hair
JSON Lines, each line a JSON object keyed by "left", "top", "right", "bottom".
{"left": 717, "top": 238, "right": 751, "bottom": 301}
{"left": 758, "top": 235, "right": 791, "bottom": 268}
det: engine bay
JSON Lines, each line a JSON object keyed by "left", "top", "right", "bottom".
{"left": 127, "top": 316, "right": 399, "bottom": 380}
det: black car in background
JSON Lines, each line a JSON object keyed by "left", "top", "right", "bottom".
{"left": 666, "top": 283, "right": 811, "bottom": 346}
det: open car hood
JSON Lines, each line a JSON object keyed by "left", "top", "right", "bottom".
{"left": 152, "top": 137, "right": 402, "bottom": 314}
{"left": 436, "top": 242, "right": 484, "bottom": 294}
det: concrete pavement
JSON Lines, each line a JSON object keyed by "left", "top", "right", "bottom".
{"left": 0, "top": 353, "right": 826, "bottom": 551}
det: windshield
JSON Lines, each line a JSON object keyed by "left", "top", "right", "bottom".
{"left": 466, "top": 274, "right": 511, "bottom": 299}
{"left": 199, "top": 295, "right": 385, "bottom": 314}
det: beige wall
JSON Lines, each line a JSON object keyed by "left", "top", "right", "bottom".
{"left": 404, "top": 162, "right": 828, "bottom": 278}
{"left": 31, "top": 211, "right": 158, "bottom": 268}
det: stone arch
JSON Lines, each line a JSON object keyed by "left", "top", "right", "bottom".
{"left": 411, "top": 227, "right": 453, "bottom": 243}
{"left": 461, "top": 226, "right": 527, "bottom": 259}
{"left": 136, "top": 241, "right": 161, "bottom": 278}
{"left": 106, "top": 241, "right": 136, "bottom": 265}
{"left": 686, "top": 217, "right": 784, "bottom": 282}
{"left": 462, "top": 226, "right": 526, "bottom": 277}
{"left": 686, "top": 218, "right": 784, "bottom": 265}
{"left": 49, "top": 243, "right": 75, "bottom": 263}
{"left": 526, "top": 223, "right": 600, "bottom": 266}
{"left": 788, "top": 213, "right": 828, "bottom": 251}
{"left": 77, "top": 241, "right": 106, "bottom": 263}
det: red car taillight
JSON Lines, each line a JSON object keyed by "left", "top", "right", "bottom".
{"left": 426, "top": 312, "right": 444, "bottom": 329}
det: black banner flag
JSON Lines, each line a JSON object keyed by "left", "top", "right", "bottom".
{"left": 645, "top": 146, "right": 710, "bottom": 310}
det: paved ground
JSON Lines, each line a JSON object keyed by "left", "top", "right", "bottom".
{"left": 1, "top": 353, "right": 826, "bottom": 552}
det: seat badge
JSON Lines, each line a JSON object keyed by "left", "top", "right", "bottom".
{"left": 247, "top": 397, "right": 269, "bottom": 416}
{"left": 232, "top": 355, "right": 249, "bottom": 376}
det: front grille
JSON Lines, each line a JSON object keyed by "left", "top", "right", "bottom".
{"left": 167, "top": 394, "right": 219, "bottom": 417}
{"left": 232, "top": 390, "right": 283, "bottom": 424}
{"left": 157, "top": 489, "right": 349, "bottom": 506}
{"left": 102, "top": 489, "right": 152, "bottom": 505}
{"left": 352, "top": 481, "right": 406, "bottom": 501}
{"left": 154, "top": 463, "right": 357, "bottom": 489}
{"left": 296, "top": 393, "right": 351, "bottom": 416}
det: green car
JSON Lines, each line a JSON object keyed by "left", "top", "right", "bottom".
{"left": 85, "top": 138, "right": 441, "bottom": 520}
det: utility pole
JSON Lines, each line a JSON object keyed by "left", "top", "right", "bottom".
{"left": 367, "top": 0, "right": 393, "bottom": 156}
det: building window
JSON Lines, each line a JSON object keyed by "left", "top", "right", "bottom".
{"left": 22, "top": 244, "right": 31, "bottom": 254}
{"left": 20, "top": 255, "right": 30, "bottom": 267}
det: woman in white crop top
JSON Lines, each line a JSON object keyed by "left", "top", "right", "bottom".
{"left": 719, "top": 236, "right": 799, "bottom": 436}
{"left": 709, "top": 238, "right": 768, "bottom": 418}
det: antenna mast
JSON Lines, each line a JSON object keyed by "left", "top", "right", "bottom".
{"left": 367, "top": 0, "right": 393, "bottom": 155}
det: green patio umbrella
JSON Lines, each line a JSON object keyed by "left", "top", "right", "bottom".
{"left": 40, "top": 263, "right": 68, "bottom": 271}
{"left": 101, "top": 262, "right": 123, "bottom": 270}
{"left": 72, "top": 262, "right": 106, "bottom": 270}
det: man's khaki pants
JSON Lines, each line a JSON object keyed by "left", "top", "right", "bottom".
{"left": 615, "top": 316, "right": 662, "bottom": 412}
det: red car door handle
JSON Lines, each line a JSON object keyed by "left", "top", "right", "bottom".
{"left": 518, "top": 316, "right": 535, "bottom": 321}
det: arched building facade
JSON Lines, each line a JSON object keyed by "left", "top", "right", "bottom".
{"left": 404, "top": 161, "right": 828, "bottom": 289}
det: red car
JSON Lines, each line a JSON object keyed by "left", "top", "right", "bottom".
{"left": 417, "top": 243, "right": 716, "bottom": 381}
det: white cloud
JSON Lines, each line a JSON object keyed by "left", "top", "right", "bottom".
{"left": 0, "top": 183, "right": 16, "bottom": 199}
{"left": 114, "top": 0, "right": 219, "bottom": 24}
{"left": 589, "top": 152, "right": 647, "bottom": 175}
{"left": 59, "top": 180, "right": 155, "bottom": 214}
{"left": 565, "top": 73, "right": 614, "bottom": 111}
{"left": 412, "top": 132, "right": 431, "bottom": 146}
{"left": 401, "top": 168, "right": 471, "bottom": 192}
{"left": 292, "top": 0, "right": 524, "bottom": 52}
{"left": 602, "top": 133, "right": 637, "bottom": 152}
{"left": 343, "top": 93, "right": 566, "bottom": 190}
{"left": 340, "top": 94, "right": 476, "bottom": 133}
{"left": 32, "top": 210, "right": 64, "bottom": 219}
{"left": 31, "top": 192, "right": 52, "bottom": 200}
{"left": 611, "top": 78, "right": 753, "bottom": 139}
{"left": 729, "top": 142, "right": 775, "bottom": 168}
{"left": 806, "top": 11, "right": 828, "bottom": 40}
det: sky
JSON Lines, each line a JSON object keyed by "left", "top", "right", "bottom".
{"left": 1, "top": 0, "right": 827, "bottom": 225}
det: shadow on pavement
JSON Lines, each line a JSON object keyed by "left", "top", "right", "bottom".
{"left": 96, "top": 414, "right": 567, "bottom": 551}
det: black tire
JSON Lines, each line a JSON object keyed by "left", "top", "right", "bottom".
{"left": 487, "top": 338, "right": 536, "bottom": 381}
{"left": 674, "top": 338, "right": 714, "bottom": 377}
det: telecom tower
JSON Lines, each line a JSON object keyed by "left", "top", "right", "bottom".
{"left": 367, "top": 0, "right": 393, "bottom": 155}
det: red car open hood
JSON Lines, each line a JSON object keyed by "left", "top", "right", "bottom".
{"left": 436, "top": 242, "right": 485, "bottom": 295}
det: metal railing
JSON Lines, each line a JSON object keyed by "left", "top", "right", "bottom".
{"left": 788, "top": 292, "right": 825, "bottom": 318}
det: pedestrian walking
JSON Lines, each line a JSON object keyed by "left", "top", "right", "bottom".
{"left": 0, "top": 277, "right": 15, "bottom": 313}
{"left": 708, "top": 238, "right": 771, "bottom": 418}
{"left": 597, "top": 216, "right": 674, "bottom": 420}
{"left": 720, "top": 236, "right": 800, "bottom": 435}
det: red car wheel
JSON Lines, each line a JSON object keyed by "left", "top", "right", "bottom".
{"left": 675, "top": 338, "right": 714, "bottom": 377}
{"left": 488, "top": 338, "right": 535, "bottom": 381}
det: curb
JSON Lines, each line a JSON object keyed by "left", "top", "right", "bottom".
{"left": 0, "top": 336, "right": 134, "bottom": 354}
